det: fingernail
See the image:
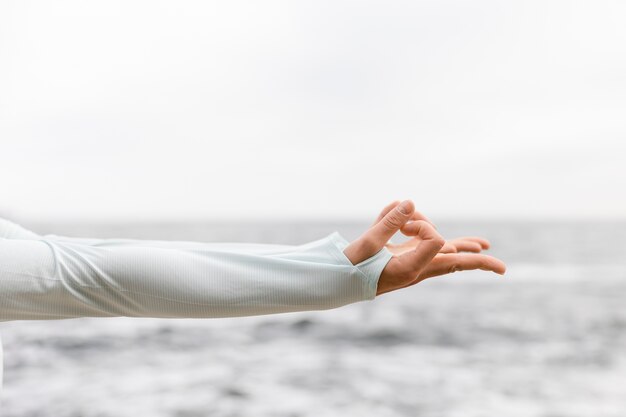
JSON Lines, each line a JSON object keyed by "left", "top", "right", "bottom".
{"left": 397, "top": 200, "right": 411, "bottom": 215}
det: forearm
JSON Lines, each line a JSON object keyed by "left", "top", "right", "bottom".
{"left": 0, "top": 231, "right": 393, "bottom": 322}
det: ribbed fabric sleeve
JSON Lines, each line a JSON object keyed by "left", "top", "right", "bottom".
{"left": 0, "top": 219, "right": 394, "bottom": 322}
{"left": 0, "top": 218, "right": 41, "bottom": 240}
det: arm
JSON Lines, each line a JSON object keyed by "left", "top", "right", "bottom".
{"left": 0, "top": 228, "right": 392, "bottom": 322}
{"left": 0, "top": 199, "right": 506, "bottom": 322}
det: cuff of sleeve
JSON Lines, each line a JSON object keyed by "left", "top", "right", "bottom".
{"left": 326, "top": 231, "right": 394, "bottom": 301}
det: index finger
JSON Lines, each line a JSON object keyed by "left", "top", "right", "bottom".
{"left": 409, "top": 210, "right": 437, "bottom": 229}
{"left": 395, "top": 220, "right": 445, "bottom": 275}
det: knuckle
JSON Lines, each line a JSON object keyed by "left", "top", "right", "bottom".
{"left": 382, "top": 215, "right": 401, "bottom": 230}
{"left": 425, "top": 235, "right": 445, "bottom": 250}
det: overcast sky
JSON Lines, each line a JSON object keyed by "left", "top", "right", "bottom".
{"left": 1, "top": 0, "right": 624, "bottom": 222}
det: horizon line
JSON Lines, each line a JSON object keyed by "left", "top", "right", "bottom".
{"left": 10, "top": 215, "right": 626, "bottom": 225}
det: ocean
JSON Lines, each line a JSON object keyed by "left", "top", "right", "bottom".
{"left": 0, "top": 220, "right": 624, "bottom": 417}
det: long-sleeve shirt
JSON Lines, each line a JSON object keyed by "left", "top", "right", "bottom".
{"left": 0, "top": 218, "right": 394, "bottom": 400}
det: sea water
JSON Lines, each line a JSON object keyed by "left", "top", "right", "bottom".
{"left": 0, "top": 221, "right": 624, "bottom": 417}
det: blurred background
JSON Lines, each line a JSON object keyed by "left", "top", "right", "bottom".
{"left": 0, "top": 1, "right": 625, "bottom": 416}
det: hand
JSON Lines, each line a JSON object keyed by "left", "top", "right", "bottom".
{"left": 373, "top": 201, "right": 491, "bottom": 256}
{"left": 343, "top": 200, "right": 507, "bottom": 296}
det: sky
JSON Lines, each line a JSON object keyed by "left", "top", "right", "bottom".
{"left": 0, "top": 0, "right": 624, "bottom": 222}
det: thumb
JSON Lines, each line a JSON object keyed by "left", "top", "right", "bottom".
{"left": 370, "top": 199, "right": 415, "bottom": 245}
{"left": 343, "top": 200, "right": 415, "bottom": 265}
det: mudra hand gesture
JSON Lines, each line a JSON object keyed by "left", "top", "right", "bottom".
{"left": 343, "top": 200, "right": 507, "bottom": 296}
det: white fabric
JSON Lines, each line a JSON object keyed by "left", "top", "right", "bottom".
{"left": 0, "top": 218, "right": 393, "bottom": 402}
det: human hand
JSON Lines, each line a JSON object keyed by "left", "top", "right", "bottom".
{"left": 343, "top": 200, "right": 507, "bottom": 296}
{"left": 372, "top": 200, "right": 492, "bottom": 256}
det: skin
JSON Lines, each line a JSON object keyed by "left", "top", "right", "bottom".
{"left": 343, "top": 200, "right": 507, "bottom": 296}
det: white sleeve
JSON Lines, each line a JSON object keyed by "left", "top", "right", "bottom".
{"left": 0, "top": 220, "right": 393, "bottom": 322}
{"left": 0, "top": 218, "right": 41, "bottom": 240}
{"left": 0, "top": 217, "right": 302, "bottom": 254}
